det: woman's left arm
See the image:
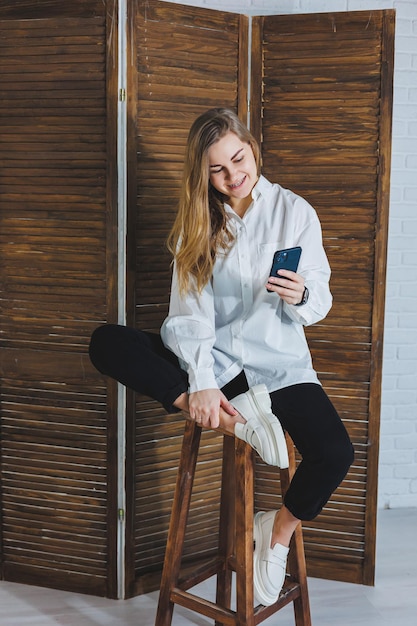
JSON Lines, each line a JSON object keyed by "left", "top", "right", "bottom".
{"left": 266, "top": 201, "right": 332, "bottom": 326}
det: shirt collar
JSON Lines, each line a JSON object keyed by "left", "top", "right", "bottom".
{"left": 251, "top": 175, "right": 272, "bottom": 201}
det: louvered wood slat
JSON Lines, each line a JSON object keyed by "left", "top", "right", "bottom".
{"left": 0, "top": 0, "right": 118, "bottom": 597}
{"left": 252, "top": 10, "right": 394, "bottom": 586}
{"left": 1, "top": 379, "right": 108, "bottom": 591}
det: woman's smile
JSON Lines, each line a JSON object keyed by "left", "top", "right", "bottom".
{"left": 229, "top": 175, "right": 246, "bottom": 190}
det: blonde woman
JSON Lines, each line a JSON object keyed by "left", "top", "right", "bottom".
{"left": 89, "top": 108, "right": 353, "bottom": 606}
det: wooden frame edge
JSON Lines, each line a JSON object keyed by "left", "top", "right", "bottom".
{"left": 364, "top": 8, "right": 395, "bottom": 586}
{"left": 105, "top": 0, "right": 121, "bottom": 600}
{"left": 238, "top": 14, "right": 249, "bottom": 124}
{"left": 249, "top": 16, "right": 263, "bottom": 145}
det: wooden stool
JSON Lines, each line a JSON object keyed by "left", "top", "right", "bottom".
{"left": 155, "top": 420, "right": 312, "bottom": 626}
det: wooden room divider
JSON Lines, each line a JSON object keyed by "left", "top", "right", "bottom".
{"left": 0, "top": 0, "right": 394, "bottom": 599}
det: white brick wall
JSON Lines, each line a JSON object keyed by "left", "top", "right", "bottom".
{"left": 161, "top": 0, "right": 417, "bottom": 508}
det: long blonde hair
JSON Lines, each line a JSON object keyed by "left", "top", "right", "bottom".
{"left": 167, "top": 108, "right": 260, "bottom": 295}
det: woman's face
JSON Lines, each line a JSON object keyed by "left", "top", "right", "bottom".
{"left": 208, "top": 131, "right": 258, "bottom": 212}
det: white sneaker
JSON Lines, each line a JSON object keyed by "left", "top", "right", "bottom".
{"left": 232, "top": 384, "right": 289, "bottom": 468}
{"left": 253, "top": 510, "right": 289, "bottom": 606}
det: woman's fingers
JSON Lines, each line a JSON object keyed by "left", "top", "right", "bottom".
{"left": 267, "top": 270, "right": 305, "bottom": 304}
{"left": 189, "top": 388, "right": 221, "bottom": 428}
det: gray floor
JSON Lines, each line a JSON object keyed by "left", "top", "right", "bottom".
{"left": 0, "top": 508, "right": 416, "bottom": 626}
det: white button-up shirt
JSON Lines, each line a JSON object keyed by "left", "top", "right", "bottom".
{"left": 161, "top": 176, "right": 332, "bottom": 394}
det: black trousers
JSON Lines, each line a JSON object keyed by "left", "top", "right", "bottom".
{"left": 89, "top": 323, "right": 354, "bottom": 521}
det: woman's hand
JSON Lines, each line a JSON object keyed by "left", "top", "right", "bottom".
{"left": 188, "top": 388, "right": 237, "bottom": 429}
{"left": 266, "top": 269, "right": 305, "bottom": 306}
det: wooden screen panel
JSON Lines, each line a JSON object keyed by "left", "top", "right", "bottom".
{"left": 0, "top": 377, "right": 108, "bottom": 594}
{"left": 128, "top": 0, "right": 246, "bottom": 595}
{"left": 0, "top": 0, "right": 118, "bottom": 597}
{"left": 253, "top": 10, "right": 394, "bottom": 585}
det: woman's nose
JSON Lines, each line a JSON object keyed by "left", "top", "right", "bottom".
{"left": 225, "top": 165, "right": 237, "bottom": 179}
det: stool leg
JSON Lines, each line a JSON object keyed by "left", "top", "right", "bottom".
{"left": 215, "top": 434, "right": 235, "bottom": 621}
{"left": 234, "top": 438, "right": 255, "bottom": 626}
{"left": 288, "top": 524, "right": 312, "bottom": 626}
{"left": 280, "top": 434, "right": 312, "bottom": 626}
{"left": 155, "top": 421, "right": 202, "bottom": 626}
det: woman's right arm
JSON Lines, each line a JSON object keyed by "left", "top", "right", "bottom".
{"left": 161, "top": 267, "right": 237, "bottom": 428}
{"left": 161, "top": 264, "right": 217, "bottom": 392}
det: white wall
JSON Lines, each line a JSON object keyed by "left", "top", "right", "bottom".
{"left": 161, "top": 0, "right": 417, "bottom": 508}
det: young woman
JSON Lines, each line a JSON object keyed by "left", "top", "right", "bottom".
{"left": 89, "top": 107, "right": 354, "bottom": 606}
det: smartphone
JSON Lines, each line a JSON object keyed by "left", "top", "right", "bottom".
{"left": 267, "top": 246, "right": 302, "bottom": 291}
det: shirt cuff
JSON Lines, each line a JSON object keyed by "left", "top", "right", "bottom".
{"left": 187, "top": 367, "right": 218, "bottom": 393}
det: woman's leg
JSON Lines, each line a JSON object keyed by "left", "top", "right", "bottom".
{"left": 88, "top": 324, "right": 244, "bottom": 433}
{"left": 270, "top": 382, "right": 354, "bottom": 545}
{"left": 89, "top": 327, "right": 286, "bottom": 464}
{"left": 89, "top": 324, "right": 189, "bottom": 413}
{"left": 252, "top": 382, "right": 354, "bottom": 606}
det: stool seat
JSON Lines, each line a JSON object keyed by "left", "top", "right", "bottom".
{"left": 155, "top": 420, "right": 312, "bottom": 626}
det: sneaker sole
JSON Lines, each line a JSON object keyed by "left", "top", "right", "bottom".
{"left": 249, "top": 386, "right": 289, "bottom": 469}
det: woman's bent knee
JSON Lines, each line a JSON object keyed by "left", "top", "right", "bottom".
{"left": 325, "top": 436, "right": 354, "bottom": 482}
{"left": 88, "top": 324, "right": 120, "bottom": 373}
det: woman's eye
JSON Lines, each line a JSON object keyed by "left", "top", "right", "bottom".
{"left": 211, "top": 167, "right": 223, "bottom": 174}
